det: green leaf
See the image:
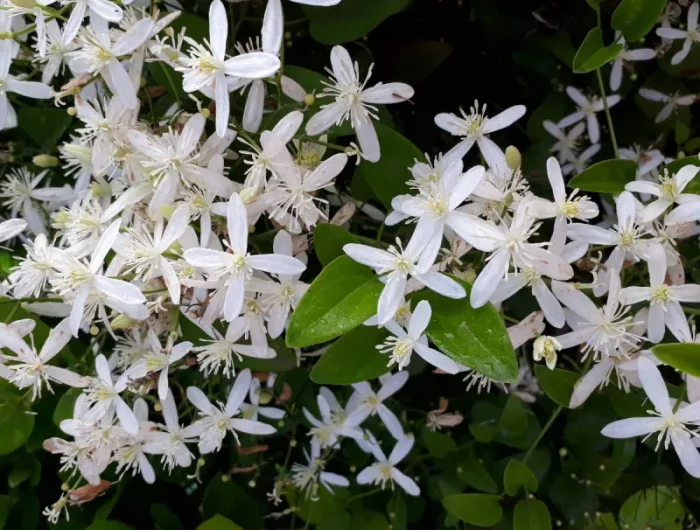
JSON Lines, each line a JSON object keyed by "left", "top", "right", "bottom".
{"left": 197, "top": 515, "right": 243, "bottom": 530}
{"left": 0, "top": 385, "right": 34, "bottom": 455}
{"left": 286, "top": 256, "right": 383, "bottom": 348}
{"left": 296, "top": 485, "right": 348, "bottom": 524}
{"left": 310, "top": 325, "right": 390, "bottom": 384}
{"left": 168, "top": 12, "right": 208, "bottom": 43}
{"left": 53, "top": 387, "right": 81, "bottom": 426}
{"left": 568, "top": 159, "right": 638, "bottom": 193}
{"left": 201, "top": 475, "right": 263, "bottom": 530}
{"left": 18, "top": 107, "right": 73, "bottom": 150}
{"left": 314, "top": 224, "right": 358, "bottom": 267}
{"left": 675, "top": 121, "right": 690, "bottom": 145}
{"left": 534, "top": 365, "right": 579, "bottom": 407}
{"left": 150, "top": 503, "right": 184, "bottom": 530}
{"left": 442, "top": 494, "right": 504, "bottom": 527}
{"left": 421, "top": 426, "right": 458, "bottom": 458}
{"left": 0, "top": 495, "right": 12, "bottom": 529}
{"left": 413, "top": 278, "right": 517, "bottom": 382}
{"left": 513, "top": 499, "right": 552, "bottom": 530}
{"left": 457, "top": 453, "right": 499, "bottom": 493}
{"left": 504, "top": 459, "right": 538, "bottom": 496}
{"left": 357, "top": 124, "right": 423, "bottom": 209}
{"left": 149, "top": 63, "right": 185, "bottom": 102}
{"left": 87, "top": 522, "right": 133, "bottom": 530}
{"left": 612, "top": 0, "right": 668, "bottom": 42}
{"left": 573, "top": 28, "right": 624, "bottom": 74}
{"left": 381, "top": 40, "right": 454, "bottom": 84}
{"left": 239, "top": 339, "right": 298, "bottom": 373}
{"left": 651, "top": 343, "right": 700, "bottom": 377}
{"left": 386, "top": 495, "right": 407, "bottom": 530}
{"left": 619, "top": 486, "right": 684, "bottom": 530}
{"left": 302, "top": 0, "right": 408, "bottom": 45}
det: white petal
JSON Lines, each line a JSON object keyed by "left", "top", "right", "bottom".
{"left": 638, "top": 356, "right": 672, "bottom": 416}
{"left": 470, "top": 249, "right": 508, "bottom": 308}
{"left": 187, "top": 386, "right": 215, "bottom": 414}
{"left": 570, "top": 361, "right": 612, "bottom": 408}
{"left": 226, "top": 369, "right": 252, "bottom": 415}
{"left": 601, "top": 417, "right": 660, "bottom": 438}
{"left": 223, "top": 52, "right": 280, "bottom": 79}
{"left": 230, "top": 418, "right": 276, "bottom": 435}
{"left": 415, "top": 271, "right": 466, "bottom": 299}
{"left": 391, "top": 468, "right": 420, "bottom": 496}
{"left": 413, "top": 342, "right": 460, "bottom": 374}
{"left": 209, "top": 0, "right": 228, "bottom": 61}
{"left": 671, "top": 430, "right": 700, "bottom": 477}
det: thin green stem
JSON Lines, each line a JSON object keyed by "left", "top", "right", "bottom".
{"left": 595, "top": 68, "right": 619, "bottom": 158}
{"left": 523, "top": 405, "right": 562, "bottom": 464}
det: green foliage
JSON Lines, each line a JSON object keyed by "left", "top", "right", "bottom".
{"left": 534, "top": 365, "right": 579, "bottom": 407}
{"left": 313, "top": 224, "right": 358, "bottom": 266}
{"left": 197, "top": 515, "right": 243, "bottom": 530}
{"left": 442, "top": 493, "right": 504, "bottom": 527}
{"left": 612, "top": 0, "right": 668, "bottom": 42}
{"left": 413, "top": 278, "right": 518, "bottom": 383}
{"left": 568, "top": 159, "right": 638, "bottom": 193}
{"left": 310, "top": 325, "right": 390, "bottom": 384}
{"left": 651, "top": 343, "right": 700, "bottom": 377}
{"left": 504, "top": 459, "right": 538, "bottom": 496}
{"left": 573, "top": 28, "right": 623, "bottom": 74}
{"left": 17, "top": 108, "right": 73, "bottom": 151}
{"left": 513, "top": 499, "right": 551, "bottom": 530}
{"left": 286, "top": 256, "right": 383, "bottom": 348}
{"left": 619, "top": 486, "right": 685, "bottom": 529}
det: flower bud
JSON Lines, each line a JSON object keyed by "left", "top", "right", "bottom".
{"left": 462, "top": 268, "right": 477, "bottom": 284}
{"left": 200, "top": 108, "right": 211, "bottom": 119}
{"left": 303, "top": 93, "right": 315, "bottom": 106}
{"left": 62, "top": 143, "right": 92, "bottom": 166}
{"left": 10, "top": 0, "right": 36, "bottom": 9}
{"left": 67, "top": 107, "right": 77, "bottom": 116}
{"left": 32, "top": 154, "right": 58, "bottom": 168}
{"left": 239, "top": 186, "right": 258, "bottom": 204}
{"left": 112, "top": 314, "right": 137, "bottom": 330}
{"left": 89, "top": 326, "right": 99, "bottom": 336}
{"left": 258, "top": 390, "right": 273, "bottom": 405}
{"left": 505, "top": 145, "right": 522, "bottom": 170}
{"left": 533, "top": 336, "right": 562, "bottom": 370}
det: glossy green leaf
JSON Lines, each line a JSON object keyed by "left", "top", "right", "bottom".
{"left": 286, "top": 256, "right": 383, "bottom": 348}
{"left": 422, "top": 426, "right": 458, "bottom": 458}
{"left": 53, "top": 387, "right": 81, "bottom": 426}
{"left": 414, "top": 278, "right": 517, "bottom": 382}
{"left": 513, "top": 499, "right": 552, "bottom": 530}
{"left": 0, "top": 382, "right": 34, "bottom": 455}
{"left": 314, "top": 224, "right": 358, "bottom": 266}
{"left": 651, "top": 342, "right": 700, "bottom": 377}
{"left": 358, "top": 124, "right": 424, "bottom": 209}
{"left": 201, "top": 475, "right": 263, "bottom": 530}
{"left": 442, "top": 494, "right": 503, "bottom": 527}
{"left": 504, "top": 459, "right": 538, "bottom": 496}
{"left": 457, "top": 453, "right": 499, "bottom": 493}
{"left": 18, "top": 107, "right": 73, "bottom": 150}
{"left": 197, "top": 515, "right": 243, "bottom": 530}
{"left": 612, "top": 0, "right": 668, "bottom": 42}
{"left": 534, "top": 365, "right": 579, "bottom": 407}
{"left": 619, "top": 486, "right": 684, "bottom": 530}
{"left": 150, "top": 503, "right": 184, "bottom": 530}
{"left": 568, "top": 159, "right": 637, "bottom": 193}
{"left": 302, "top": 0, "right": 408, "bottom": 45}
{"left": 386, "top": 495, "right": 407, "bottom": 530}
{"left": 310, "top": 325, "right": 390, "bottom": 384}
{"left": 149, "top": 63, "right": 185, "bottom": 101}
{"left": 573, "top": 28, "right": 623, "bottom": 74}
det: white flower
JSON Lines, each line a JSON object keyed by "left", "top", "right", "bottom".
{"left": 127, "top": 330, "right": 192, "bottom": 400}
{"left": 532, "top": 336, "right": 561, "bottom": 370}
{"left": 345, "top": 372, "right": 408, "bottom": 439}
{"left": 241, "top": 376, "right": 286, "bottom": 422}
{"left": 142, "top": 391, "right": 196, "bottom": 472}
{"left": 601, "top": 356, "right": 700, "bottom": 478}
{"left": 303, "top": 392, "right": 362, "bottom": 449}
{"left": 609, "top": 34, "right": 656, "bottom": 91}
{"left": 70, "top": 19, "right": 155, "bottom": 109}
{"left": 377, "top": 300, "right": 460, "bottom": 374}
{"left": 305, "top": 45, "right": 414, "bottom": 162}
{"left": 0, "top": 318, "right": 87, "bottom": 400}
{"left": 183, "top": 193, "right": 306, "bottom": 321}
{"left": 187, "top": 369, "right": 276, "bottom": 454}
{"left": 113, "top": 399, "right": 157, "bottom": 484}
{"left": 562, "top": 143, "right": 600, "bottom": 176}
{"left": 542, "top": 121, "right": 585, "bottom": 164}
{"left": 552, "top": 271, "right": 642, "bottom": 360}
{"left": 0, "top": 32, "right": 53, "bottom": 131}
{"left": 638, "top": 88, "right": 695, "bottom": 123}
{"left": 60, "top": 0, "right": 124, "bottom": 44}
{"left": 250, "top": 230, "right": 309, "bottom": 338}
{"left": 128, "top": 113, "right": 235, "bottom": 217}
{"left": 558, "top": 87, "right": 620, "bottom": 144}
{"left": 291, "top": 440, "right": 349, "bottom": 499}
{"left": 356, "top": 435, "right": 420, "bottom": 496}
{"left": 656, "top": 3, "right": 700, "bottom": 65}
{"left": 0, "top": 219, "right": 27, "bottom": 243}
{"left": 435, "top": 101, "right": 526, "bottom": 162}
{"left": 625, "top": 165, "right": 700, "bottom": 223}
{"left": 620, "top": 145, "right": 666, "bottom": 185}
{"left": 192, "top": 318, "right": 275, "bottom": 378}
{"left": 468, "top": 201, "right": 573, "bottom": 308}
{"left": 51, "top": 219, "right": 148, "bottom": 336}
{"left": 527, "top": 157, "right": 599, "bottom": 251}
{"left": 84, "top": 354, "right": 140, "bottom": 435}
{"left": 120, "top": 206, "right": 190, "bottom": 303}
{"left": 620, "top": 246, "right": 700, "bottom": 343}
{"left": 343, "top": 229, "right": 465, "bottom": 325}
{"left": 36, "top": 20, "right": 76, "bottom": 84}
{"left": 176, "top": 0, "right": 280, "bottom": 137}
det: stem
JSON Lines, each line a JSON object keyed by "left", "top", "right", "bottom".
{"left": 594, "top": 68, "right": 619, "bottom": 158}
{"left": 158, "top": 62, "right": 181, "bottom": 106}
{"left": 523, "top": 405, "right": 562, "bottom": 465}
{"left": 683, "top": 306, "right": 700, "bottom": 316}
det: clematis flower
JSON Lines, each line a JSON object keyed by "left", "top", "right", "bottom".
{"left": 0, "top": 219, "right": 27, "bottom": 242}
{"left": 543, "top": 121, "right": 585, "bottom": 164}
{"left": 601, "top": 356, "right": 700, "bottom": 478}
{"left": 638, "top": 88, "right": 695, "bottom": 123}
{"left": 625, "top": 165, "right": 700, "bottom": 223}
{"left": 609, "top": 34, "right": 656, "bottom": 91}
{"left": 60, "top": 0, "right": 124, "bottom": 44}
{"left": 655, "top": 3, "right": 700, "bottom": 65}
{"left": 305, "top": 45, "right": 414, "bottom": 162}
{"left": 291, "top": 439, "right": 349, "bottom": 500}
{"left": 142, "top": 391, "right": 197, "bottom": 472}
{"left": 558, "top": 87, "right": 620, "bottom": 144}
{"left": 346, "top": 372, "right": 408, "bottom": 440}
{"left": 84, "top": 354, "right": 140, "bottom": 434}
{"left": 356, "top": 435, "right": 420, "bottom": 496}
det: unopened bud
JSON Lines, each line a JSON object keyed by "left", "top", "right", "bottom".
{"left": 303, "top": 93, "right": 315, "bottom": 106}
{"left": 67, "top": 107, "right": 77, "bottom": 116}
{"left": 89, "top": 181, "right": 111, "bottom": 199}
{"left": 32, "top": 154, "right": 58, "bottom": 168}
{"left": 89, "top": 326, "right": 99, "bottom": 336}
{"left": 112, "top": 314, "right": 137, "bottom": 330}
{"left": 239, "top": 186, "right": 258, "bottom": 204}
{"left": 248, "top": 480, "right": 256, "bottom": 488}
{"left": 462, "top": 268, "right": 477, "bottom": 284}
{"left": 289, "top": 439, "right": 297, "bottom": 447}
{"left": 200, "top": 108, "right": 211, "bottom": 119}
{"left": 505, "top": 145, "right": 521, "bottom": 170}
{"left": 62, "top": 143, "right": 92, "bottom": 165}
{"left": 154, "top": 403, "right": 162, "bottom": 412}
{"left": 277, "top": 420, "right": 285, "bottom": 428}
{"left": 350, "top": 465, "right": 357, "bottom": 473}
{"left": 10, "top": 0, "right": 36, "bottom": 8}
{"left": 221, "top": 475, "right": 230, "bottom": 482}
{"left": 258, "top": 391, "right": 273, "bottom": 405}
{"left": 60, "top": 483, "right": 69, "bottom": 491}
{"left": 533, "top": 335, "right": 561, "bottom": 369}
